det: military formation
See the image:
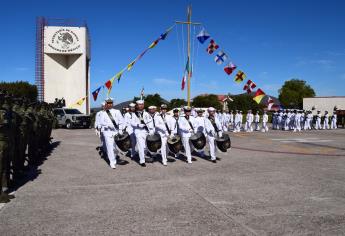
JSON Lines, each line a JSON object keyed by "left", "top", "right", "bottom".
{"left": 0, "top": 90, "right": 54, "bottom": 203}
{"left": 94, "top": 98, "right": 231, "bottom": 169}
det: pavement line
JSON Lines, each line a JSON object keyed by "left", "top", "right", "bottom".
{"left": 182, "top": 181, "right": 258, "bottom": 236}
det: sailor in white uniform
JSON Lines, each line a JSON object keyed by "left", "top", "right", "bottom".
{"left": 124, "top": 103, "right": 137, "bottom": 158}
{"left": 254, "top": 111, "right": 260, "bottom": 131}
{"left": 99, "top": 98, "right": 125, "bottom": 169}
{"left": 315, "top": 111, "right": 322, "bottom": 130}
{"left": 323, "top": 111, "right": 330, "bottom": 130}
{"left": 245, "top": 110, "right": 254, "bottom": 132}
{"left": 194, "top": 109, "right": 207, "bottom": 157}
{"left": 130, "top": 100, "right": 155, "bottom": 167}
{"left": 331, "top": 111, "right": 337, "bottom": 129}
{"left": 262, "top": 111, "right": 269, "bottom": 132}
{"left": 178, "top": 106, "right": 197, "bottom": 164}
{"left": 204, "top": 107, "right": 222, "bottom": 163}
{"left": 94, "top": 102, "right": 105, "bottom": 151}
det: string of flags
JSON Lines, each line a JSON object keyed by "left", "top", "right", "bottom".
{"left": 85, "top": 24, "right": 175, "bottom": 103}
{"left": 196, "top": 28, "right": 273, "bottom": 108}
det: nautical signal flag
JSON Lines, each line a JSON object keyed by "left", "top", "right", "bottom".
{"left": 92, "top": 86, "right": 102, "bottom": 101}
{"left": 253, "top": 89, "right": 266, "bottom": 104}
{"left": 267, "top": 96, "right": 274, "bottom": 110}
{"left": 224, "top": 62, "right": 237, "bottom": 75}
{"left": 75, "top": 97, "right": 86, "bottom": 106}
{"left": 206, "top": 39, "right": 219, "bottom": 54}
{"left": 243, "top": 80, "right": 256, "bottom": 94}
{"left": 234, "top": 70, "right": 246, "bottom": 83}
{"left": 160, "top": 25, "right": 174, "bottom": 40}
{"left": 105, "top": 77, "right": 115, "bottom": 90}
{"left": 214, "top": 51, "right": 228, "bottom": 65}
{"left": 127, "top": 60, "right": 136, "bottom": 71}
{"left": 149, "top": 39, "right": 160, "bottom": 49}
{"left": 197, "top": 29, "right": 210, "bottom": 44}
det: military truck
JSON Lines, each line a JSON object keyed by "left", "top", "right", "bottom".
{"left": 53, "top": 108, "right": 91, "bottom": 129}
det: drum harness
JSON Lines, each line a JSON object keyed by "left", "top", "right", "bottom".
{"left": 185, "top": 115, "right": 195, "bottom": 134}
{"left": 161, "top": 114, "right": 171, "bottom": 135}
{"left": 105, "top": 110, "right": 119, "bottom": 131}
{"left": 135, "top": 111, "right": 149, "bottom": 132}
{"left": 208, "top": 115, "right": 220, "bottom": 137}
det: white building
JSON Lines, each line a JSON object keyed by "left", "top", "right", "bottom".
{"left": 303, "top": 96, "right": 345, "bottom": 114}
{"left": 36, "top": 18, "right": 91, "bottom": 114}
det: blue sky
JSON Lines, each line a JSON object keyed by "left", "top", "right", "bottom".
{"left": 0, "top": 0, "right": 345, "bottom": 107}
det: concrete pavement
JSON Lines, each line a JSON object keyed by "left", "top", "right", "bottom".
{"left": 1, "top": 128, "right": 345, "bottom": 235}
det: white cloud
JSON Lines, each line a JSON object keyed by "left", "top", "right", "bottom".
{"left": 295, "top": 58, "right": 335, "bottom": 69}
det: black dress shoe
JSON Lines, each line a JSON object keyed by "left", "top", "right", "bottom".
{"left": 212, "top": 160, "right": 217, "bottom": 163}
{"left": 140, "top": 163, "right": 146, "bottom": 167}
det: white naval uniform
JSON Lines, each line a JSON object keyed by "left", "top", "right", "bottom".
{"left": 294, "top": 113, "right": 301, "bottom": 132}
{"left": 94, "top": 111, "right": 105, "bottom": 150}
{"left": 304, "top": 114, "right": 312, "bottom": 130}
{"left": 195, "top": 115, "right": 207, "bottom": 157}
{"left": 254, "top": 114, "right": 260, "bottom": 131}
{"left": 315, "top": 114, "right": 322, "bottom": 130}
{"left": 323, "top": 114, "right": 329, "bottom": 130}
{"left": 262, "top": 114, "right": 269, "bottom": 132}
{"left": 130, "top": 111, "right": 155, "bottom": 164}
{"left": 229, "top": 113, "right": 234, "bottom": 130}
{"left": 178, "top": 115, "right": 197, "bottom": 163}
{"left": 331, "top": 114, "right": 337, "bottom": 129}
{"left": 245, "top": 113, "right": 254, "bottom": 132}
{"left": 99, "top": 109, "right": 125, "bottom": 167}
{"left": 124, "top": 112, "right": 137, "bottom": 157}
{"left": 154, "top": 113, "right": 171, "bottom": 165}
{"left": 278, "top": 112, "right": 283, "bottom": 130}
{"left": 204, "top": 115, "right": 222, "bottom": 160}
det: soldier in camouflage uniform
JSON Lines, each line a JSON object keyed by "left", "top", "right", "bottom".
{"left": 0, "top": 93, "right": 14, "bottom": 202}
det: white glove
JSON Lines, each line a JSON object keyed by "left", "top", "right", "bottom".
{"left": 218, "top": 131, "right": 223, "bottom": 137}
{"left": 118, "top": 129, "right": 123, "bottom": 135}
{"left": 149, "top": 130, "right": 154, "bottom": 136}
{"left": 169, "top": 134, "right": 174, "bottom": 138}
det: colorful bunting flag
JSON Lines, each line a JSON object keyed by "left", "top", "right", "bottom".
{"left": 214, "top": 51, "right": 228, "bottom": 65}
{"left": 127, "top": 60, "right": 136, "bottom": 71}
{"left": 206, "top": 39, "right": 219, "bottom": 54}
{"left": 105, "top": 77, "right": 115, "bottom": 90}
{"left": 73, "top": 97, "right": 86, "bottom": 106}
{"left": 243, "top": 80, "right": 257, "bottom": 94}
{"left": 92, "top": 86, "right": 102, "bottom": 101}
{"left": 267, "top": 96, "right": 274, "bottom": 110}
{"left": 160, "top": 25, "right": 174, "bottom": 40}
{"left": 253, "top": 89, "right": 266, "bottom": 104}
{"left": 197, "top": 29, "right": 210, "bottom": 44}
{"left": 149, "top": 39, "right": 160, "bottom": 49}
{"left": 224, "top": 62, "right": 237, "bottom": 75}
{"left": 234, "top": 70, "right": 246, "bottom": 83}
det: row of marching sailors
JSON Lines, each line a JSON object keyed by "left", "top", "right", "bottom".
{"left": 272, "top": 110, "right": 338, "bottom": 131}
{"left": 94, "top": 98, "right": 231, "bottom": 169}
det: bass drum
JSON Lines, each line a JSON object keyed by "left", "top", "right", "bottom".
{"left": 114, "top": 131, "right": 131, "bottom": 153}
{"left": 216, "top": 133, "right": 231, "bottom": 152}
{"left": 167, "top": 134, "right": 183, "bottom": 154}
{"left": 189, "top": 131, "right": 206, "bottom": 151}
{"left": 146, "top": 133, "right": 162, "bottom": 154}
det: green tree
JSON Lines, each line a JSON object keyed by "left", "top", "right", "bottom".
{"left": 278, "top": 79, "right": 315, "bottom": 109}
{"left": 0, "top": 81, "right": 37, "bottom": 102}
{"left": 169, "top": 98, "right": 187, "bottom": 110}
{"left": 227, "top": 94, "right": 265, "bottom": 112}
{"left": 192, "top": 94, "right": 222, "bottom": 110}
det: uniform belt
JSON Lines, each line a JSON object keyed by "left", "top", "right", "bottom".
{"left": 104, "top": 127, "right": 115, "bottom": 131}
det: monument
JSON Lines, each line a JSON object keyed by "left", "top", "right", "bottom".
{"left": 36, "top": 17, "right": 90, "bottom": 114}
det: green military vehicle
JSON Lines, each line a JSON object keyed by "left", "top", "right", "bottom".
{"left": 53, "top": 108, "right": 91, "bottom": 129}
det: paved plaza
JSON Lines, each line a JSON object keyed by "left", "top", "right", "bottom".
{"left": 0, "top": 128, "right": 345, "bottom": 235}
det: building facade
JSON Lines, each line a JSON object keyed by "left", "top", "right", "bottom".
{"left": 36, "top": 18, "right": 91, "bottom": 114}
{"left": 303, "top": 96, "right": 345, "bottom": 114}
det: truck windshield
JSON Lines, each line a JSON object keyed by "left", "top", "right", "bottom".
{"left": 64, "top": 109, "right": 82, "bottom": 114}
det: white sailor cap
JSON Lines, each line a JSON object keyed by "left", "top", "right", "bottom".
{"left": 136, "top": 100, "right": 144, "bottom": 105}
{"left": 148, "top": 105, "right": 157, "bottom": 109}
{"left": 129, "top": 103, "right": 136, "bottom": 108}
{"left": 160, "top": 104, "right": 168, "bottom": 109}
{"left": 105, "top": 97, "right": 113, "bottom": 103}
{"left": 208, "top": 107, "right": 216, "bottom": 112}
{"left": 183, "top": 106, "right": 191, "bottom": 111}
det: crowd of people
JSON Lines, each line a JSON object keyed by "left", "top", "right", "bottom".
{"left": 94, "top": 99, "right": 226, "bottom": 169}
{"left": 0, "top": 91, "right": 54, "bottom": 203}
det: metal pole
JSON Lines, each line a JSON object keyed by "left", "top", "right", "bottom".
{"left": 187, "top": 5, "right": 191, "bottom": 107}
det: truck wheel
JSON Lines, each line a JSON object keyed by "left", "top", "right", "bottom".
{"left": 66, "top": 120, "right": 72, "bottom": 129}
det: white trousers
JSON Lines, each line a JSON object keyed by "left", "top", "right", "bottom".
{"left": 331, "top": 119, "right": 337, "bottom": 129}
{"left": 207, "top": 135, "right": 217, "bottom": 160}
{"left": 182, "top": 136, "right": 192, "bottom": 163}
{"left": 316, "top": 119, "right": 322, "bottom": 129}
{"left": 262, "top": 122, "right": 268, "bottom": 132}
{"left": 245, "top": 121, "right": 253, "bottom": 132}
{"left": 323, "top": 119, "right": 329, "bottom": 129}
{"left": 103, "top": 131, "right": 118, "bottom": 166}
{"left": 160, "top": 136, "right": 168, "bottom": 165}
{"left": 135, "top": 132, "right": 148, "bottom": 164}
{"left": 254, "top": 122, "right": 260, "bottom": 131}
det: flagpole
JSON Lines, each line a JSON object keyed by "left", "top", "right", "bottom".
{"left": 187, "top": 5, "right": 191, "bottom": 107}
